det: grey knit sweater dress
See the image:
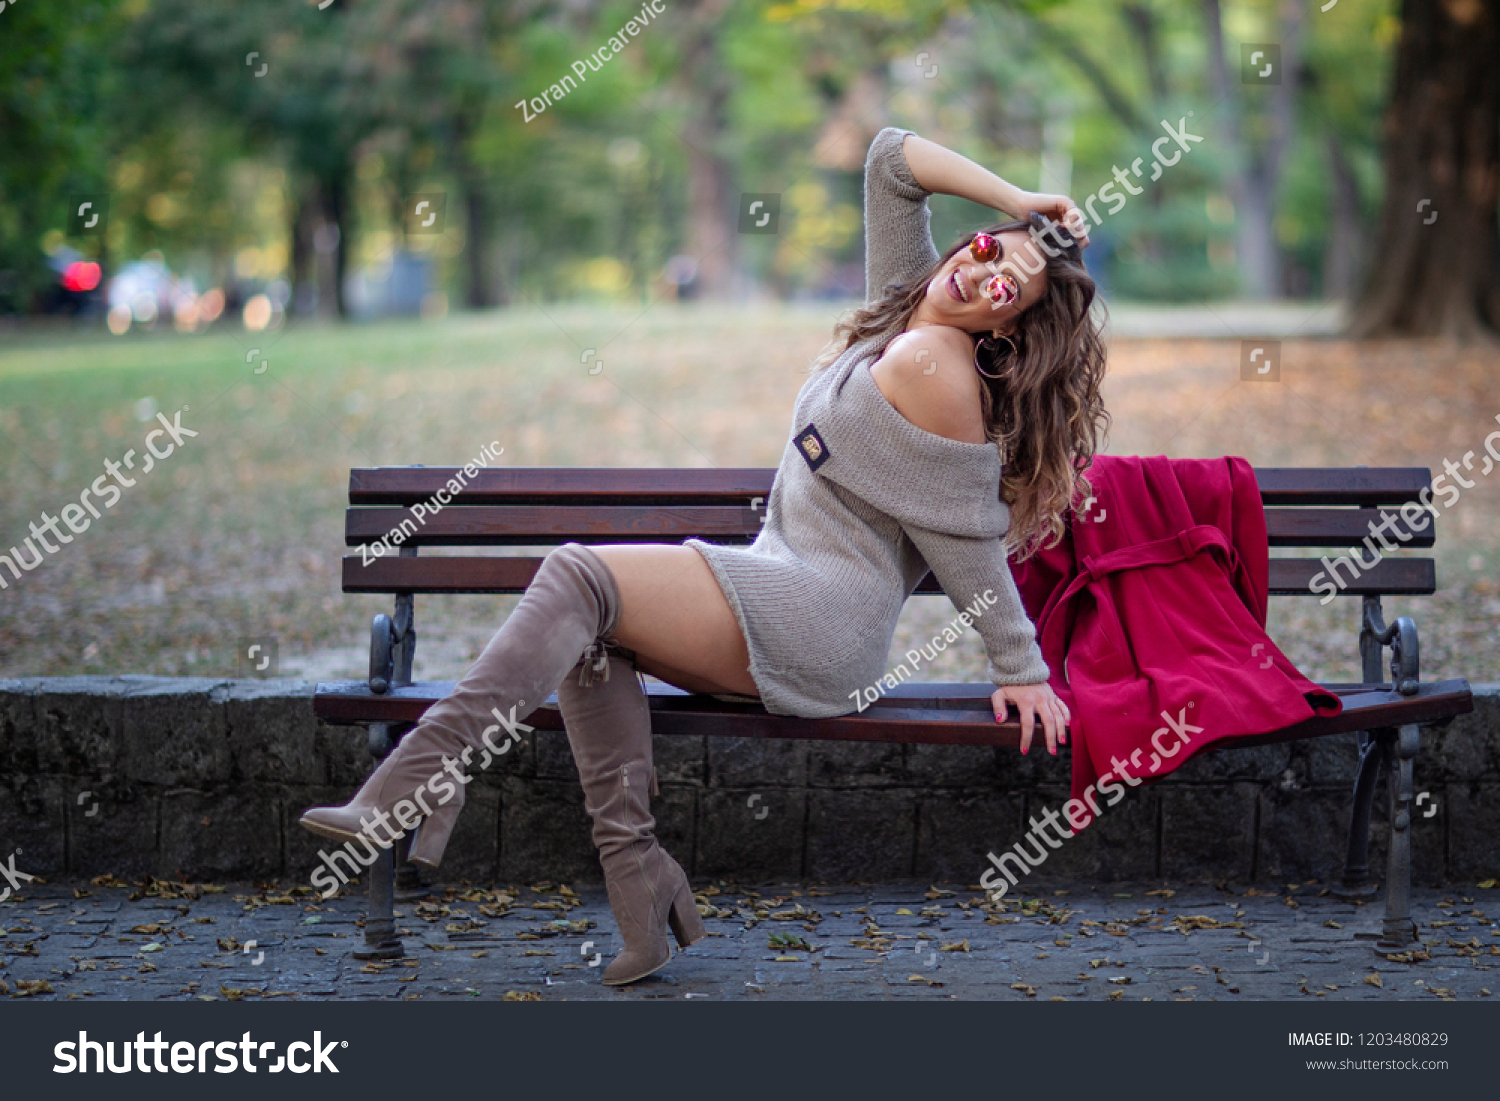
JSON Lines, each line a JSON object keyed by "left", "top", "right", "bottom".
{"left": 684, "top": 126, "right": 1051, "bottom": 718}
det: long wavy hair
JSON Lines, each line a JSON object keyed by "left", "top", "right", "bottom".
{"left": 812, "top": 213, "right": 1109, "bottom": 560}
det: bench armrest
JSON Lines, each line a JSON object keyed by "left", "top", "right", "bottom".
{"left": 1360, "top": 595, "right": 1420, "bottom": 696}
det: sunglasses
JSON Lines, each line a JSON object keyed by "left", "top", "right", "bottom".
{"left": 967, "top": 232, "right": 1019, "bottom": 308}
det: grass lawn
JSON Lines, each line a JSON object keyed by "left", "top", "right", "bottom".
{"left": 0, "top": 303, "right": 1496, "bottom": 688}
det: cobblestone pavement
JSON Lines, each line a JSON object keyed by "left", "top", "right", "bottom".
{"left": 2, "top": 876, "right": 1497, "bottom": 1002}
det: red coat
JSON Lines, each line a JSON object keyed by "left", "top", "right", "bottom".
{"left": 1009, "top": 455, "right": 1343, "bottom": 831}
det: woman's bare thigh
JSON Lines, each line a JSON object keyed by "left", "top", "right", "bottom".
{"left": 589, "top": 544, "right": 759, "bottom": 697}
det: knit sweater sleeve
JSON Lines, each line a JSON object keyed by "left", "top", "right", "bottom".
{"left": 864, "top": 127, "right": 940, "bottom": 305}
{"left": 899, "top": 522, "right": 1052, "bottom": 687}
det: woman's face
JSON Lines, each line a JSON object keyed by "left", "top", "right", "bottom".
{"left": 920, "top": 229, "right": 1049, "bottom": 336}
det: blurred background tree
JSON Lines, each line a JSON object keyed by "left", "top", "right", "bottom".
{"left": 1349, "top": 0, "right": 1499, "bottom": 338}
{"left": 0, "top": 0, "right": 126, "bottom": 311}
{"left": 0, "top": 0, "right": 1494, "bottom": 335}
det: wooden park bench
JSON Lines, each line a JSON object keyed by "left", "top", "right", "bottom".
{"left": 313, "top": 466, "right": 1474, "bottom": 961}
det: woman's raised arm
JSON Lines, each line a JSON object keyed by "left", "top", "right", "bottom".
{"left": 899, "top": 132, "right": 1090, "bottom": 247}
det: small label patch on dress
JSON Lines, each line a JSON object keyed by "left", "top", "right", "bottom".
{"left": 794, "top": 424, "right": 830, "bottom": 472}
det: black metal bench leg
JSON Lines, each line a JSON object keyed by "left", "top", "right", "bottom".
{"left": 379, "top": 721, "right": 427, "bottom": 901}
{"left": 353, "top": 843, "right": 404, "bottom": 961}
{"left": 351, "top": 722, "right": 405, "bottom": 961}
{"left": 1376, "top": 723, "right": 1422, "bottom": 953}
{"left": 1332, "top": 730, "right": 1385, "bottom": 900}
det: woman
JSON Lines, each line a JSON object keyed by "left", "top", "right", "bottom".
{"left": 300, "top": 127, "right": 1108, "bottom": 986}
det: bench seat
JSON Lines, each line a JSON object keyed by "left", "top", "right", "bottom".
{"left": 315, "top": 678, "right": 1474, "bottom": 749}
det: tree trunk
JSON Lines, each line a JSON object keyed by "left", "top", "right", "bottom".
{"left": 1201, "top": 0, "right": 1302, "bottom": 299}
{"left": 450, "top": 92, "right": 498, "bottom": 310}
{"left": 1123, "top": 4, "right": 1169, "bottom": 105}
{"left": 463, "top": 184, "right": 496, "bottom": 309}
{"left": 677, "top": 0, "right": 738, "bottom": 300}
{"left": 1350, "top": 0, "right": 1500, "bottom": 338}
{"left": 325, "top": 170, "right": 351, "bottom": 319}
{"left": 1123, "top": 3, "right": 1167, "bottom": 212}
{"left": 290, "top": 190, "right": 319, "bottom": 317}
{"left": 1324, "top": 131, "right": 1362, "bottom": 301}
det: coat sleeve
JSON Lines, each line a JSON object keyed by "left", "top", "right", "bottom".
{"left": 899, "top": 521, "right": 1052, "bottom": 687}
{"left": 864, "top": 127, "right": 940, "bottom": 305}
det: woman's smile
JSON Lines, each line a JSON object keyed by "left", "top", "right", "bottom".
{"left": 947, "top": 268, "right": 972, "bottom": 303}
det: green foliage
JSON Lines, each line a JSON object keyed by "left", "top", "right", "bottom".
{"left": 0, "top": 0, "right": 1406, "bottom": 312}
{"left": 0, "top": 0, "right": 127, "bottom": 308}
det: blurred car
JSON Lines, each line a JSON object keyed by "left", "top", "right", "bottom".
{"left": 104, "top": 253, "right": 223, "bottom": 334}
{"left": 37, "top": 246, "right": 105, "bottom": 315}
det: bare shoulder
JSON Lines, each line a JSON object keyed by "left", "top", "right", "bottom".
{"left": 869, "top": 326, "right": 986, "bottom": 444}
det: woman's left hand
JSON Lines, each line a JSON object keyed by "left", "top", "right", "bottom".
{"left": 991, "top": 681, "right": 1072, "bottom": 756}
{"left": 1013, "top": 191, "right": 1089, "bottom": 248}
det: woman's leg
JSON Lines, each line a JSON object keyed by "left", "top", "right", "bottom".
{"left": 588, "top": 544, "right": 758, "bottom": 697}
{"left": 557, "top": 644, "right": 704, "bottom": 984}
{"left": 302, "top": 541, "right": 748, "bottom": 982}
{"left": 550, "top": 546, "right": 749, "bottom": 983}
{"left": 300, "top": 543, "right": 627, "bottom": 862}
{"left": 300, "top": 543, "right": 757, "bottom": 861}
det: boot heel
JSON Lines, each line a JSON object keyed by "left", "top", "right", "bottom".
{"left": 667, "top": 883, "right": 706, "bottom": 948}
{"left": 407, "top": 802, "right": 460, "bottom": 867}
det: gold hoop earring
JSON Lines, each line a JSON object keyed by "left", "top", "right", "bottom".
{"left": 973, "top": 333, "right": 1017, "bottom": 380}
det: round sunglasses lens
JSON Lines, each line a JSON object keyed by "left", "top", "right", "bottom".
{"left": 983, "top": 273, "right": 1019, "bottom": 306}
{"left": 970, "top": 233, "right": 998, "bottom": 263}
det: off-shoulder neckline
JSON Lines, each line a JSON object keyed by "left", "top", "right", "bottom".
{"left": 841, "top": 338, "right": 1001, "bottom": 458}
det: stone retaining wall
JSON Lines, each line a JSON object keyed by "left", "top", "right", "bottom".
{"left": 1, "top": 677, "right": 1496, "bottom": 888}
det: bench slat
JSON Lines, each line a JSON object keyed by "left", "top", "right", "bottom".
{"left": 340, "top": 554, "right": 1437, "bottom": 596}
{"left": 1253, "top": 467, "right": 1431, "bottom": 505}
{"left": 1264, "top": 508, "right": 1434, "bottom": 548}
{"left": 312, "top": 678, "right": 1473, "bottom": 747}
{"left": 345, "top": 505, "right": 759, "bottom": 546}
{"left": 350, "top": 467, "right": 775, "bottom": 507}
{"left": 348, "top": 466, "right": 1432, "bottom": 508}
{"left": 343, "top": 504, "right": 1435, "bottom": 549}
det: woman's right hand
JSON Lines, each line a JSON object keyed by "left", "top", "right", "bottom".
{"left": 991, "top": 681, "right": 1071, "bottom": 756}
{"left": 1012, "top": 191, "right": 1090, "bottom": 248}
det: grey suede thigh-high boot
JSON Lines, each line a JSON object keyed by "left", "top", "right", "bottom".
{"left": 299, "top": 543, "right": 622, "bottom": 868}
{"left": 558, "top": 644, "right": 706, "bottom": 985}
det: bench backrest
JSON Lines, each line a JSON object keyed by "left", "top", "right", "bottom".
{"left": 340, "top": 467, "right": 1437, "bottom": 600}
